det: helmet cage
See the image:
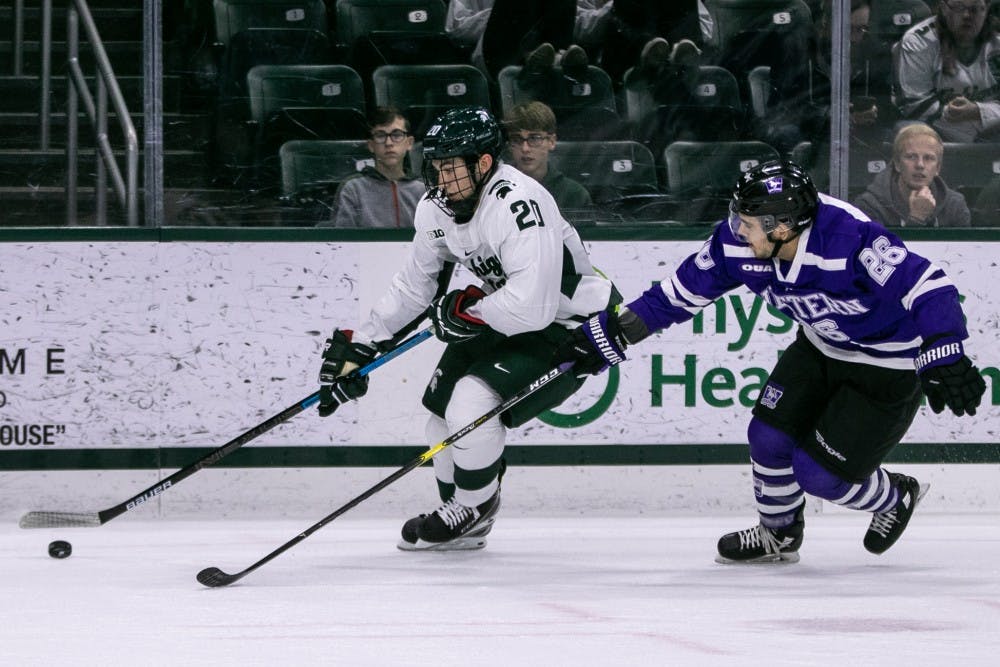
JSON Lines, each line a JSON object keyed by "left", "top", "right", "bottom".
{"left": 423, "top": 155, "right": 486, "bottom": 222}
{"left": 421, "top": 106, "right": 502, "bottom": 223}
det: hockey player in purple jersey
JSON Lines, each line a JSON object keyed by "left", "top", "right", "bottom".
{"left": 560, "top": 160, "right": 987, "bottom": 564}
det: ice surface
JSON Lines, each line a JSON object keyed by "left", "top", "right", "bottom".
{"left": 2, "top": 514, "right": 999, "bottom": 666}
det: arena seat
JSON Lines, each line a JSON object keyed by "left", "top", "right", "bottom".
{"left": 549, "top": 140, "right": 659, "bottom": 203}
{"left": 663, "top": 140, "right": 781, "bottom": 221}
{"left": 497, "top": 64, "right": 620, "bottom": 140}
{"left": 247, "top": 64, "right": 367, "bottom": 183}
{"left": 371, "top": 64, "right": 491, "bottom": 136}
{"left": 212, "top": 0, "right": 327, "bottom": 47}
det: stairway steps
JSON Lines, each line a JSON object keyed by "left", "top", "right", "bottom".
{"left": 0, "top": 148, "right": 211, "bottom": 189}
{"left": 1, "top": 6, "right": 144, "bottom": 43}
{"left": 1, "top": 40, "right": 145, "bottom": 76}
{"left": 0, "top": 74, "right": 184, "bottom": 113}
{"left": 0, "top": 111, "right": 209, "bottom": 148}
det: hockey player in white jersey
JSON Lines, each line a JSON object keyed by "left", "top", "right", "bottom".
{"left": 559, "top": 160, "right": 987, "bottom": 564}
{"left": 317, "top": 106, "right": 620, "bottom": 550}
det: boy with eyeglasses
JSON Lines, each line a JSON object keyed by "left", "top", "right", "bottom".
{"left": 325, "top": 107, "right": 426, "bottom": 228}
{"left": 502, "top": 101, "right": 591, "bottom": 210}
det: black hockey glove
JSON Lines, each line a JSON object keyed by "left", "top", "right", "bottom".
{"left": 317, "top": 329, "right": 377, "bottom": 417}
{"left": 556, "top": 308, "right": 652, "bottom": 376}
{"left": 556, "top": 310, "right": 629, "bottom": 376}
{"left": 915, "top": 337, "right": 986, "bottom": 417}
{"left": 429, "top": 285, "right": 489, "bottom": 343}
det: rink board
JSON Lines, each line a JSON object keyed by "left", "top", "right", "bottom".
{"left": 0, "top": 238, "right": 996, "bottom": 451}
{"left": 0, "top": 236, "right": 997, "bottom": 517}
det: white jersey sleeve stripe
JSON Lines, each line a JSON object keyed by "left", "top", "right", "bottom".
{"left": 802, "top": 252, "right": 847, "bottom": 271}
{"left": 722, "top": 243, "right": 756, "bottom": 258}
{"left": 668, "top": 274, "right": 715, "bottom": 309}
{"left": 901, "top": 264, "right": 955, "bottom": 310}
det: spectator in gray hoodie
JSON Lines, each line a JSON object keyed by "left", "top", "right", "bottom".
{"left": 852, "top": 123, "right": 970, "bottom": 227}
{"left": 327, "top": 107, "right": 426, "bottom": 228}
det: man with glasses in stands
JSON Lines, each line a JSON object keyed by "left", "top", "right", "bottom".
{"left": 894, "top": 0, "right": 1000, "bottom": 142}
{"left": 325, "top": 107, "right": 426, "bottom": 228}
{"left": 502, "top": 101, "right": 592, "bottom": 210}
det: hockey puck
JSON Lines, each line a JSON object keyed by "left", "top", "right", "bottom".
{"left": 48, "top": 540, "right": 72, "bottom": 559}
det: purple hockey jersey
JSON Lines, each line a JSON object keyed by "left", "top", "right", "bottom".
{"left": 627, "top": 195, "right": 968, "bottom": 370}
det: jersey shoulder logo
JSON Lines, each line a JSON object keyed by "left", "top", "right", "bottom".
{"left": 695, "top": 240, "right": 715, "bottom": 270}
{"left": 488, "top": 179, "right": 515, "bottom": 200}
{"left": 426, "top": 228, "right": 445, "bottom": 240}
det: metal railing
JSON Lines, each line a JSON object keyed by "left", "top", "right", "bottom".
{"left": 40, "top": 0, "right": 139, "bottom": 226}
{"left": 12, "top": 0, "right": 25, "bottom": 75}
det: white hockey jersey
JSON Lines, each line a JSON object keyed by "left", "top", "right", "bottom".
{"left": 894, "top": 16, "right": 1000, "bottom": 141}
{"left": 356, "top": 163, "right": 617, "bottom": 344}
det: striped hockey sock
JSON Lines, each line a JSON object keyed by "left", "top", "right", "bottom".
{"left": 752, "top": 457, "right": 805, "bottom": 529}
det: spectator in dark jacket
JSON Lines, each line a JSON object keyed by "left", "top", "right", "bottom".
{"left": 852, "top": 123, "right": 970, "bottom": 227}
{"left": 973, "top": 175, "right": 1000, "bottom": 225}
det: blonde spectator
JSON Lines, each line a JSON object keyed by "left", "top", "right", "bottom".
{"left": 852, "top": 123, "right": 971, "bottom": 227}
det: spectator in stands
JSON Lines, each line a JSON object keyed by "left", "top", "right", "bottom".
{"left": 503, "top": 101, "right": 592, "bottom": 209}
{"left": 625, "top": 35, "right": 712, "bottom": 158}
{"left": 574, "top": 1, "right": 615, "bottom": 54}
{"left": 752, "top": 0, "right": 897, "bottom": 155}
{"left": 816, "top": 1, "right": 892, "bottom": 133}
{"left": 973, "top": 176, "right": 1000, "bottom": 224}
{"left": 894, "top": 0, "right": 1000, "bottom": 142}
{"left": 324, "top": 107, "right": 425, "bottom": 228}
{"left": 445, "top": 0, "right": 493, "bottom": 55}
{"left": 446, "top": 0, "right": 578, "bottom": 82}
{"left": 598, "top": 1, "right": 704, "bottom": 88}
{"left": 852, "top": 123, "right": 971, "bottom": 227}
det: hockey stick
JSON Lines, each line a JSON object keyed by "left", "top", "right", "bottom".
{"left": 18, "top": 327, "right": 434, "bottom": 529}
{"left": 197, "top": 362, "right": 574, "bottom": 587}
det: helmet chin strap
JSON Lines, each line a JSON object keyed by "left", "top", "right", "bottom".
{"left": 766, "top": 226, "right": 802, "bottom": 259}
{"left": 767, "top": 234, "right": 784, "bottom": 259}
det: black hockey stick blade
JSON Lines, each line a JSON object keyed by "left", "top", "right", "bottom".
{"left": 19, "top": 328, "right": 433, "bottom": 530}
{"left": 197, "top": 566, "right": 242, "bottom": 588}
{"left": 196, "top": 363, "right": 573, "bottom": 587}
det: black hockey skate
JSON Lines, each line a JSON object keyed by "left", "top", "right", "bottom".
{"left": 716, "top": 506, "right": 804, "bottom": 564}
{"left": 397, "top": 491, "right": 501, "bottom": 551}
{"left": 863, "top": 473, "right": 928, "bottom": 555}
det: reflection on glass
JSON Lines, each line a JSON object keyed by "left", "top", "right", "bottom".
{"left": 4, "top": 1, "right": 997, "bottom": 227}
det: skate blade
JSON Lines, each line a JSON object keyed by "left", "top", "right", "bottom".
{"left": 714, "top": 551, "right": 800, "bottom": 565}
{"left": 916, "top": 483, "right": 930, "bottom": 504}
{"left": 397, "top": 536, "right": 487, "bottom": 552}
